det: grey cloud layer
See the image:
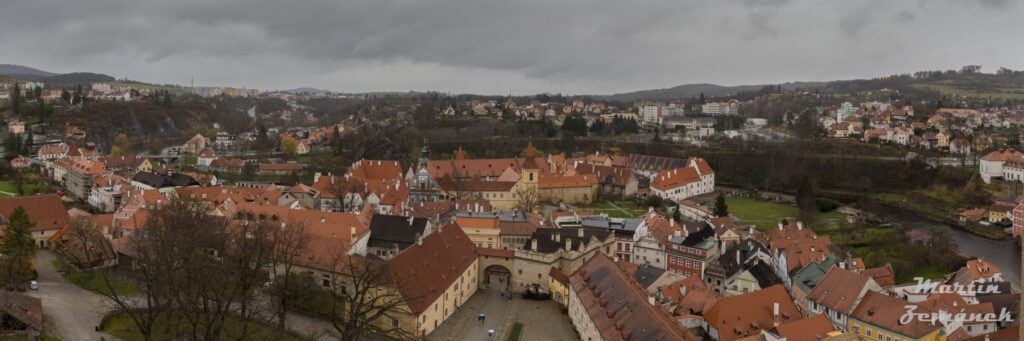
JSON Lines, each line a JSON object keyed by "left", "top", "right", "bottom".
{"left": 1, "top": 0, "right": 1020, "bottom": 94}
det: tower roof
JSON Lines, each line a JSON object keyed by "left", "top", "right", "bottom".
{"left": 522, "top": 141, "right": 539, "bottom": 169}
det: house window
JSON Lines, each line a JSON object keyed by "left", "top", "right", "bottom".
{"left": 392, "top": 318, "right": 399, "bottom": 328}
{"left": 322, "top": 279, "right": 329, "bottom": 287}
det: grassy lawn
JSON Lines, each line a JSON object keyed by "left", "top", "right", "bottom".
{"left": 0, "top": 180, "right": 49, "bottom": 195}
{"left": 725, "top": 197, "right": 799, "bottom": 230}
{"left": 592, "top": 209, "right": 633, "bottom": 218}
{"left": 53, "top": 261, "right": 139, "bottom": 296}
{"left": 508, "top": 322, "right": 524, "bottom": 341}
{"left": 103, "top": 313, "right": 300, "bottom": 341}
{"left": 908, "top": 264, "right": 949, "bottom": 281}
{"left": 867, "top": 193, "right": 907, "bottom": 203}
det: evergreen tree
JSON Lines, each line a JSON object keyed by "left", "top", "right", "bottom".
{"left": 0, "top": 207, "right": 37, "bottom": 284}
{"left": 10, "top": 83, "right": 21, "bottom": 113}
{"left": 714, "top": 193, "right": 729, "bottom": 217}
{"left": 23, "top": 130, "right": 33, "bottom": 156}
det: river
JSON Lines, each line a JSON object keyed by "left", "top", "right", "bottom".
{"left": 876, "top": 210, "right": 1021, "bottom": 288}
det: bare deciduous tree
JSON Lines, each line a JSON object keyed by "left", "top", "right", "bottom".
{"left": 515, "top": 185, "right": 540, "bottom": 213}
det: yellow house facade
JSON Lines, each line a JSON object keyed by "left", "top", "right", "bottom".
{"left": 848, "top": 318, "right": 945, "bottom": 341}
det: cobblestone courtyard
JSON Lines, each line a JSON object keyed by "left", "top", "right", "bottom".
{"left": 427, "top": 286, "right": 577, "bottom": 341}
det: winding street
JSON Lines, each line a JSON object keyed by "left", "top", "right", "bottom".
{"left": 26, "top": 250, "right": 123, "bottom": 341}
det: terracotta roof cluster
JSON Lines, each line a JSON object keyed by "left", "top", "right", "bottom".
{"left": 806, "top": 267, "right": 877, "bottom": 315}
{"left": 850, "top": 291, "right": 942, "bottom": 339}
{"left": 574, "top": 165, "right": 632, "bottom": 187}
{"left": 705, "top": 285, "right": 801, "bottom": 341}
{"left": 0, "top": 195, "right": 71, "bottom": 232}
{"left": 861, "top": 264, "right": 895, "bottom": 287}
{"left": 948, "top": 258, "right": 1002, "bottom": 287}
{"left": 569, "top": 253, "right": 694, "bottom": 341}
{"left": 659, "top": 275, "right": 722, "bottom": 317}
{"left": 71, "top": 159, "right": 107, "bottom": 175}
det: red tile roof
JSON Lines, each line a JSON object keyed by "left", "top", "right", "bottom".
{"left": 388, "top": 224, "right": 477, "bottom": 315}
{"left": 806, "top": 267, "right": 875, "bottom": 315}
{"left": 705, "top": 285, "right": 801, "bottom": 341}
{"left": 771, "top": 314, "right": 836, "bottom": 341}
{"left": 0, "top": 195, "right": 71, "bottom": 232}
{"left": 570, "top": 253, "right": 694, "bottom": 341}
{"left": 850, "top": 291, "right": 942, "bottom": 339}
{"left": 650, "top": 167, "right": 701, "bottom": 191}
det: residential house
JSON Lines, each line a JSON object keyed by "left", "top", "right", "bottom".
{"left": 0, "top": 195, "right": 71, "bottom": 248}
{"left": 365, "top": 214, "right": 430, "bottom": 259}
{"left": 848, "top": 291, "right": 946, "bottom": 341}
{"left": 950, "top": 137, "right": 972, "bottom": 155}
{"left": 66, "top": 159, "right": 107, "bottom": 199}
{"left": 648, "top": 158, "right": 715, "bottom": 201}
{"left": 182, "top": 133, "right": 210, "bottom": 154}
{"left": 805, "top": 267, "right": 884, "bottom": 331}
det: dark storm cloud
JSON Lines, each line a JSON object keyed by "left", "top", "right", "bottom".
{"left": 0, "top": 0, "right": 1021, "bottom": 94}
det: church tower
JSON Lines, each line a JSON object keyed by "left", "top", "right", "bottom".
{"left": 521, "top": 140, "right": 539, "bottom": 188}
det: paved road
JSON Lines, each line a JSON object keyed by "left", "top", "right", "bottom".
{"left": 27, "top": 250, "right": 123, "bottom": 341}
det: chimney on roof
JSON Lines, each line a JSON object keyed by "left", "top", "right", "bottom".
{"left": 314, "top": 172, "right": 322, "bottom": 184}
{"left": 648, "top": 295, "right": 655, "bottom": 306}
{"left": 415, "top": 232, "right": 422, "bottom": 246}
{"left": 408, "top": 216, "right": 414, "bottom": 226}
{"left": 778, "top": 221, "right": 784, "bottom": 230}
{"left": 797, "top": 221, "right": 803, "bottom": 230}
{"left": 531, "top": 238, "right": 538, "bottom": 251}
{"left": 736, "top": 250, "right": 741, "bottom": 265}
{"left": 773, "top": 302, "right": 780, "bottom": 327}
{"left": 670, "top": 220, "right": 674, "bottom": 227}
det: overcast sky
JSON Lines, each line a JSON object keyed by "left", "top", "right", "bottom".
{"left": 2, "top": 0, "right": 1021, "bottom": 95}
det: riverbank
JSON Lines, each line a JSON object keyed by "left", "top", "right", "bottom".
{"left": 820, "top": 190, "right": 1011, "bottom": 241}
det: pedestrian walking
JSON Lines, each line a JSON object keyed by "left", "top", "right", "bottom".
{"left": 482, "top": 313, "right": 486, "bottom": 323}
{"left": 488, "top": 329, "right": 494, "bottom": 338}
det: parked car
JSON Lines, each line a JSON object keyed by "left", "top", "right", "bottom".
{"left": 29, "top": 280, "right": 38, "bottom": 290}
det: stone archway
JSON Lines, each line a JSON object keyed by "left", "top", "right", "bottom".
{"left": 483, "top": 264, "right": 511, "bottom": 290}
